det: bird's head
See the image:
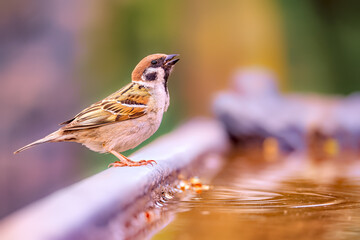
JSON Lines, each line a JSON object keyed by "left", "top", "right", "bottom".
{"left": 131, "top": 54, "right": 179, "bottom": 88}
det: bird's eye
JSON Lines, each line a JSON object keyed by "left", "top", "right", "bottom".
{"left": 151, "top": 60, "right": 158, "bottom": 65}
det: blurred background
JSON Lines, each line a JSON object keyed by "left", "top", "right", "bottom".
{"left": 1, "top": 0, "right": 359, "bottom": 219}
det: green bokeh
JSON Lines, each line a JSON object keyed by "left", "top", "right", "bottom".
{"left": 279, "top": 0, "right": 360, "bottom": 94}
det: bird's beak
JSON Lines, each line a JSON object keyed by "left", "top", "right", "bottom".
{"left": 164, "top": 54, "right": 180, "bottom": 66}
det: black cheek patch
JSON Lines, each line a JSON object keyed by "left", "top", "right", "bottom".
{"left": 145, "top": 72, "right": 157, "bottom": 81}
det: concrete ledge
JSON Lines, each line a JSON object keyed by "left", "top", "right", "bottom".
{"left": 0, "top": 118, "right": 229, "bottom": 240}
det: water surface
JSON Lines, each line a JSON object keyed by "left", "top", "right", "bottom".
{"left": 153, "top": 153, "right": 360, "bottom": 240}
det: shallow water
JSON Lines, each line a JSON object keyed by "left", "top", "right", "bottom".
{"left": 152, "top": 153, "right": 360, "bottom": 240}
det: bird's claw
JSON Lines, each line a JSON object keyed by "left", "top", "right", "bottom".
{"left": 138, "top": 159, "right": 157, "bottom": 166}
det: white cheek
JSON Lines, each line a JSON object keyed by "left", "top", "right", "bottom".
{"left": 141, "top": 67, "right": 165, "bottom": 81}
{"left": 157, "top": 68, "right": 165, "bottom": 80}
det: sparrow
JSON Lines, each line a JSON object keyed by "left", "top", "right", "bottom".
{"left": 14, "top": 53, "right": 180, "bottom": 167}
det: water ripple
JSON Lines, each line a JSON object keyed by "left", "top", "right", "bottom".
{"left": 167, "top": 185, "right": 360, "bottom": 214}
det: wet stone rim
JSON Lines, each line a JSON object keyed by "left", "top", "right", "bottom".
{"left": 0, "top": 118, "right": 229, "bottom": 240}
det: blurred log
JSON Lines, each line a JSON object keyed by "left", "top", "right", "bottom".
{"left": 214, "top": 69, "right": 306, "bottom": 152}
{"left": 214, "top": 68, "right": 360, "bottom": 160}
{"left": 0, "top": 118, "right": 228, "bottom": 240}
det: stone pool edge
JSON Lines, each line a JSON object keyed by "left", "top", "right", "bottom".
{"left": 0, "top": 118, "right": 229, "bottom": 240}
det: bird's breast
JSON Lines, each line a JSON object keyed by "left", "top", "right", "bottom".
{"left": 148, "top": 85, "right": 169, "bottom": 113}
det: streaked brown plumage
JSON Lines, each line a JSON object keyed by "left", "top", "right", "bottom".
{"left": 14, "top": 53, "right": 179, "bottom": 167}
{"left": 59, "top": 82, "right": 151, "bottom": 130}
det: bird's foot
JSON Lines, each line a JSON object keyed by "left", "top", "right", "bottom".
{"left": 108, "top": 161, "right": 126, "bottom": 168}
{"left": 108, "top": 159, "right": 157, "bottom": 168}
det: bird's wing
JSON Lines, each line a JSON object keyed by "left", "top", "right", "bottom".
{"left": 61, "top": 83, "right": 150, "bottom": 130}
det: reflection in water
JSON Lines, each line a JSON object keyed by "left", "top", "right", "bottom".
{"left": 152, "top": 153, "right": 360, "bottom": 240}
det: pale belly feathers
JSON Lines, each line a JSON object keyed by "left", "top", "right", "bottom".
{"left": 73, "top": 87, "right": 168, "bottom": 153}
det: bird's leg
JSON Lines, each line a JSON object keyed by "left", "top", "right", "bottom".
{"left": 107, "top": 150, "right": 156, "bottom": 168}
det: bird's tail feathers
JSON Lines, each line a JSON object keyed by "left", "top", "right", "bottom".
{"left": 14, "top": 131, "right": 61, "bottom": 154}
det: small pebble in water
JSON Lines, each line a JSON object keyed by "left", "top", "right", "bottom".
{"left": 178, "top": 180, "right": 190, "bottom": 191}
{"left": 190, "top": 177, "right": 202, "bottom": 187}
{"left": 190, "top": 177, "right": 203, "bottom": 193}
{"left": 177, "top": 177, "right": 210, "bottom": 193}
